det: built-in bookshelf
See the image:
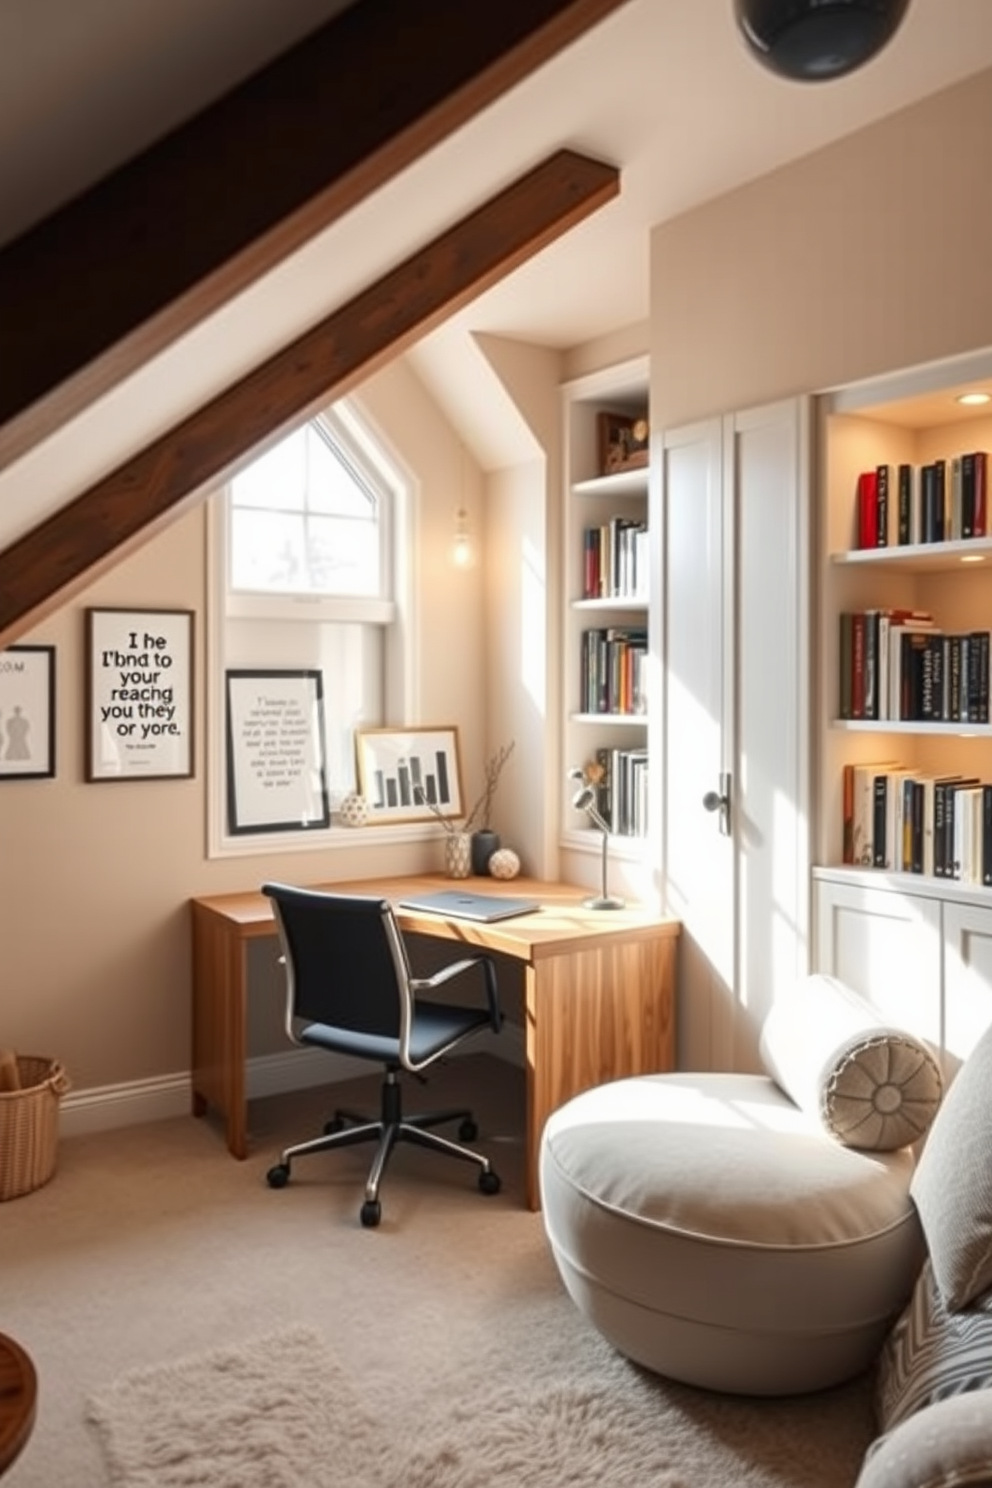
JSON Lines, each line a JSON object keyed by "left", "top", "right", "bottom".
{"left": 817, "top": 351, "right": 992, "bottom": 894}
{"left": 560, "top": 357, "right": 652, "bottom": 859}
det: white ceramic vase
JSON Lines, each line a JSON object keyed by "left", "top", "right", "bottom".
{"left": 444, "top": 831, "right": 472, "bottom": 879}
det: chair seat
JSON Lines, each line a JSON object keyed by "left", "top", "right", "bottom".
{"left": 302, "top": 1000, "right": 494, "bottom": 1065}
{"left": 540, "top": 1072, "right": 926, "bottom": 1395}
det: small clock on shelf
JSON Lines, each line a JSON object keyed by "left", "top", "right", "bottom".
{"left": 597, "top": 411, "right": 649, "bottom": 475}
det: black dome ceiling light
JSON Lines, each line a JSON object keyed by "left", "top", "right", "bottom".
{"left": 734, "top": 0, "right": 912, "bottom": 82}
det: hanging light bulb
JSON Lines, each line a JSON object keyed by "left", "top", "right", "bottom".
{"left": 451, "top": 506, "right": 475, "bottom": 568}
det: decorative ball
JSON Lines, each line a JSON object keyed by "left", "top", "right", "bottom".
{"left": 337, "top": 792, "right": 370, "bottom": 828}
{"left": 489, "top": 848, "right": 521, "bottom": 880}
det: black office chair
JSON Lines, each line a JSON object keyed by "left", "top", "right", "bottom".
{"left": 261, "top": 881, "right": 504, "bottom": 1227}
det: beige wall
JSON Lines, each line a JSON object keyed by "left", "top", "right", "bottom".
{"left": 650, "top": 67, "right": 992, "bottom": 428}
{"left": 0, "top": 359, "right": 491, "bottom": 1096}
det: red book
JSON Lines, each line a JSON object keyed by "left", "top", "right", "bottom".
{"left": 857, "top": 470, "right": 879, "bottom": 549}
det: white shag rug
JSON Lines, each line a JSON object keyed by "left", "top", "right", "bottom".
{"left": 86, "top": 1322, "right": 876, "bottom": 1488}
{"left": 85, "top": 1326, "right": 375, "bottom": 1488}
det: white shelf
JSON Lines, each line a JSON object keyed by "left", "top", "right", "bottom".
{"left": 570, "top": 712, "right": 648, "bottom": 726}
{"left": 831, "top": 719, "right": 992, "bottom": 735}
{"left": 831, "top": 538, "right": 992, "bottom": 572}
{"left": 814, "top": 862, "right": 992, "bottom": 909}
{"left": 571, "top": 596, "right": 648, "bottom": 611}
{"left": 572, "top": 469, "right": 648, "bottom": 498}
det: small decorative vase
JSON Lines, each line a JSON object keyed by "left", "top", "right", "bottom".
{"left": 444, "top": 831, "right": 472, "bottom": 879}
{"left": 489, "top": 847, "right": 521, "bottom": 881}
{"left": 470, "top": 829, "right": 500, "bottom": 876}
{"left": 337, "top": 792, "right": 369, "bottom": 828}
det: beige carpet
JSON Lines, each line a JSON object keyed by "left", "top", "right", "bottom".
{"left": 85, "top": 1319, "right": 875, "bottom": 1488}
{"left": 2, "top": 1055, "right": 878, "bottom": 1488}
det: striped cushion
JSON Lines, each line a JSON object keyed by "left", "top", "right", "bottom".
{"left": 876, "top": 1260, "right": 992, "bottom": 1435}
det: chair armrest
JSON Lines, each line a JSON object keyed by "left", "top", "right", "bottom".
{"left": 855, "top": 1389, "right": 992, "bottom": 1488}
{"left": 411, "top": 955, "right": 502, "bottom": 1032}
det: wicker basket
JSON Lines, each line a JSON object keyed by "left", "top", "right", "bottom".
{"left": 0, "top": 1056, "right": 71, "bottom": 1202}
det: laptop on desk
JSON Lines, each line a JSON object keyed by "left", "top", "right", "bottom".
{"left": 397, "top": 889, "right": 540, "bottom": 923}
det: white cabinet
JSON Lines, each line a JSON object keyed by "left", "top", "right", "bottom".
{"left": 661, "top": 398, "right": 811, "bottom": 1071}
{"left": 815, "top": 870, "right": 992, "bottom": 1075}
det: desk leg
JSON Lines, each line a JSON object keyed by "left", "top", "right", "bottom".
{"left": 191, "top": 907, "right": 249, "bottom": 1159}
{"left": 525, "top": 935, "right": 677, "bottom": 1211}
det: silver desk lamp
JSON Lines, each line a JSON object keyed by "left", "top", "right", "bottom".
{"left": 569, "top": 770, "right": 625, "bottom": 910}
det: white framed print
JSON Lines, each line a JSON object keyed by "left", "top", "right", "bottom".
{"left": 355, "top": 725, "right": 464, "bottom": 825}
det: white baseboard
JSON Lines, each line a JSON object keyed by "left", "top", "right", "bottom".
{"left": 59, "top": 1024, "right": 524, "bottom": 1140}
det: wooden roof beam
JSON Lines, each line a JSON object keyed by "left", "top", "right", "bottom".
{"left": 0, "top": 0, "right": 630, "bottom": 469}
{"left": 0, "top": 148, "right": 620, "bottom": 645}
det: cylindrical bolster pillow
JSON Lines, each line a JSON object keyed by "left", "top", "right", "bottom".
{"left": 759, "top": 975, "right": 943, "bottom": 1151}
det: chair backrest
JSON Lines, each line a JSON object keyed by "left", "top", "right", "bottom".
{"left": 262, "top": 882, "right": 412, "bottom": 1041}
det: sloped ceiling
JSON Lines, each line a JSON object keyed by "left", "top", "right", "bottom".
{"left": 4, "top": 0, "right": 992, "bottom": 557}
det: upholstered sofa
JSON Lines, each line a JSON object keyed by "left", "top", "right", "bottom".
{"left": 540, "top": 975, "right": 992, "bottom": 1488}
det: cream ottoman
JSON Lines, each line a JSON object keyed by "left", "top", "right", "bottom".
{"left": 540, "top": 977, "right": 945, "bottom": 1396}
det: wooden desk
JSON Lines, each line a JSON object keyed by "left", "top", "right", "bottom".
{"left": 190, "top": 874, "right": 679, "bottom": 1209}
{"left": 0, "top": 1332, "right": 36, "bottom": 1477}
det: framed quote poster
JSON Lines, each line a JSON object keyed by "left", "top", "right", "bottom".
{"left": 86, "top": 609, "right": 194, "bottom": 781}
{"left": 0, "top": 644, "right": 56, "bottom": 780}
{"left": 225, "top": 669, "right": 330, "bottom": 834}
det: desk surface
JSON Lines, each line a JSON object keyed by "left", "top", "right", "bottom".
{"left": 191, "top": 873, "right": 679, "bottom": 960}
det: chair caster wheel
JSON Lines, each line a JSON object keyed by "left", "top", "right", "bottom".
{"left": 360, "top": 1199, "right": 381, "bottom": 1228}
{"left": 266, "top": 1163, "right": 290, "bottom": 1188}
{"left": 479, "top": 1169, "right": 501, "bottom": 1196}
{"left": 459, "top": 1118, "right": 478, "bottom": 1142}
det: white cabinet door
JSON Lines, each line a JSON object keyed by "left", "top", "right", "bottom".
{"left": 942, "top": 901, "right": 992, "bottom": 1073}
{"left": 814, "top": 878, "right": 942, "bottom": 1051}
{"left": 662, "top": 418, "right": 735, "bottom": 1069}
{"left": 662, "top": 400, "right": 809, "bottom": 1071}
{"left": 731, "top": 401, "right": 810, "bottom": 1058}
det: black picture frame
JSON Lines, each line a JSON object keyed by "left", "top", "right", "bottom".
{"left": 0, "top": 645, "right": 55, "bottom": 780}
{"left": 225, "top": 668, "right": 331, "bottom": 834}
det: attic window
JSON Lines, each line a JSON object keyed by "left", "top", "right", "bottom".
{"left": 229, "top": 417, "right": 383, "bottom": 600}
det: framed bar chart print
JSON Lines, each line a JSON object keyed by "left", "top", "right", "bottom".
{"left": 355, "top": 726, "right": 464, "bottom": 825}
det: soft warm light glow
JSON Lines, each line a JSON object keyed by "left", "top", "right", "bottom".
{"left": 961, "top": 554, "right": 986, "bottom": 564}
{"left": 450, "top": 508, "right": 475, "bottom": 568}
{"left": 957, "top": 392, "right": 991, "bottom": 406}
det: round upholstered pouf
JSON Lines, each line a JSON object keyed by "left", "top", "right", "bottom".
{"left": 540, "top": 1072, "right": 926, "bottom": 1396}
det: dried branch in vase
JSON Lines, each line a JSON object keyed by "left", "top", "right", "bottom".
{"left": 414, "top": 740, "right": 515, "bottom": 835}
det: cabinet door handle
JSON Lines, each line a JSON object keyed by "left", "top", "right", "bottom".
{"left": 702, "top": 773, "right": 731, "bottom": 836}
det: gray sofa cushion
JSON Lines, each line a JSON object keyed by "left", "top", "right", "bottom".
{"left": 911, "top": 1018, "right": 992, "bottom": 1310}
{"left": 856, "top": 1388, "right": 992, "bottom": 1488}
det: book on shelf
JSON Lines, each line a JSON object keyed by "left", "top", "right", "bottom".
{"left": 580, "top": 626, "right": 648, "bottom": 714}
{"left": 581, "top": 520, "right": 649, "bottom": 601}
{"left": 853, "top": 452, "right": 990, "bottom": 547}
{"left": 844, "top": 764, "right": 992, "bottom": 881}
{"left": 593, "top": 744, "right": 649, "bottom": 837}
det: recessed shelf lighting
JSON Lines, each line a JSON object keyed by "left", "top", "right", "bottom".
{"left": 956, "top": 392, "right": 991, "bottom": 406}
{"left": 960, "top": 553, "right": 986, "bottom": 563}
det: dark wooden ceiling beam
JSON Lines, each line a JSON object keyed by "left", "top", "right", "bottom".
{"left": 0, "top": 0, "right": 630, "bottom": 468}
{"left": 0, "top": 149, "right": 619, "bottom": 646}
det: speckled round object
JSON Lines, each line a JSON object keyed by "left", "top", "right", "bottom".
{"left": 488, "top": 848, "right": 521, "bottom": 880}
{"left": 337, "top": 792, "right": 369, "bottom": 827}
